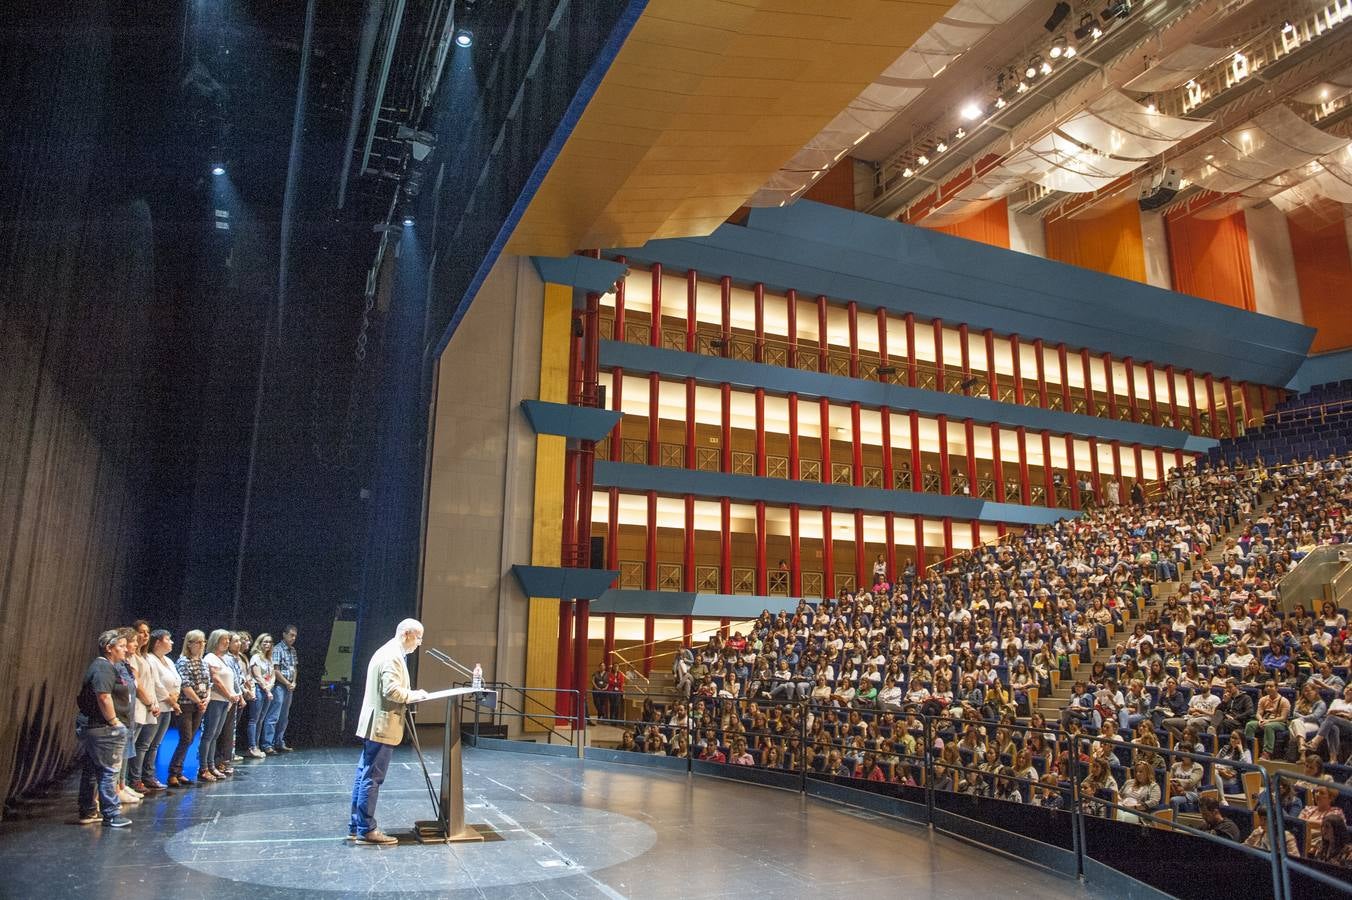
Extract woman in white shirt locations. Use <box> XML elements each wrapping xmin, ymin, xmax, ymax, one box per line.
<box><xmin>247</xmin><ymin>634</ymin><xmax>277</xmax><ymax>758</ymax></box>
<box><xmin>198</xmin><ymin>629</ymin><xmax>242</xmax><ymax>781</ymax></box>
<box><xmin>132</xmin><ymin>630</ymin><xmax>181</xmax><ymax>792</ymax></box>
<box><xmin>126</xmin><ymin>621</ymin><xmax>161</xmax><ymax>796</ymax></box>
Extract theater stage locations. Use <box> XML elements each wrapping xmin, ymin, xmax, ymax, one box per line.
<box><xmin>0</xmin><ymin>744</ymin><xmax>1111</xmax><ymax>898</ymax></box>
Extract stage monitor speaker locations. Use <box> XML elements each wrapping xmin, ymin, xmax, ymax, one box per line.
<box><xmin>590</xmin><ymin>536</ymin><xmax>605</xmax><ymax>570</ymax></box>
<box><xmin>1138</xmin><ymin>167</ymin><xmax>1180</xmax><ymax>211</ymax></box>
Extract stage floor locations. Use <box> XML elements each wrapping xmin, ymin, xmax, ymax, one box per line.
<box><xmin>0</xmin><ymin>744</ymin><xmax>1112</xmax><ymax>899</ymax></box>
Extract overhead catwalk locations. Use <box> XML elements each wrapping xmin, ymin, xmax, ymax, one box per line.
<box><xmin>0</xmin><ymin>744</ymin><xmax>1109</xmax><ymax>899</ymax></box>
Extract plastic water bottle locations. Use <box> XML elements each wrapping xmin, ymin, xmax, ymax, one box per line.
<box><xmin>472</xmin><ymin>663</ymin><xmax>483</xmax><ymax>691</ymax></box>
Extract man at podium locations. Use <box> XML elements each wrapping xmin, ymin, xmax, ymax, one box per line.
<box><xmin>349</xmin><ymin>618</ymin><xmax>429</xmax><ymax>845</ymax></box>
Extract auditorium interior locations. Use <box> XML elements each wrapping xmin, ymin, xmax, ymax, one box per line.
<box><xmin>5</xmin><ymin>0</ymin><xmax>1352</xmax><ymax>897</ymax></box>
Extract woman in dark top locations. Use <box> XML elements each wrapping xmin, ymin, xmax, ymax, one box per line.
<box><xmin>75</xmin><ymin>629</ymin><xmax>133</xmax><ymax>827</ymax></box>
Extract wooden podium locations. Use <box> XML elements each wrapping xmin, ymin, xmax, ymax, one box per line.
<box><xmin>408</xmin><ymin>685</ymin><xmax>498</xmax><ymax>842</ymax></box>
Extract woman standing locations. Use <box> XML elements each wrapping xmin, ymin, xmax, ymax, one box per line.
<box><xmin>134</xmin><ymin>630</ymin><xmax>179</xmax><ymax>792</ymax></box>
<box><xmin>218</xmin><ymin>632</ymin><xmax>252</xmax><ymax>767</ymax></box>
<box><xmin>199</xmin><ymin>629</ymin><xmax>241</xmax><ymax>781</ymax></box>
<box><xmin>169</xmin><ymin>630</ymin><xmax>209</xmax><ymax>785</ymax></box>
<box><xmin>247</xmin><ymin>634</ymin><xmax>277</xmax><ymax>758</ymax></box>
<box><xmin>125</xmin><ymin>621</ymin><xmax>159</xmax><ymax>797</ymax></box>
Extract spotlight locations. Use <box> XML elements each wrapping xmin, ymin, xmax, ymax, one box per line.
<box><xmin>954</xmin><ymin>128</ymin><xmax>966</xmax><ymax>139</ymax></box>
<box><xmin>1050</xmin><ymin>34</ymin><xmax>1067</xmax><ymax>58</ymax></box>
<box><xmin>1017</xmin><ymin>80</ymin><xmax>1029</xmax><ymax>93</ymax></box>
<box><xmin>1073</xmin><ymin>12</ymin><xmax>1096</xmax><ymax>40</ymax></box>
<box><xmin>1092</xmin><ymin>24</ymin><xmax>1103</xmax><ymax>38</ymax></box>
<box><xmin>1145</xmin><ymin>99</ymin><xmax>1157</xmax><ymax>113</ymax></box>
<box><xmin>1044</xmin><ymin>1</ymin><xmax>1071</xmax><ymax>32</ymax></box>
<box><xmin>211</xmin><ymin>164</ymin><xmax>226</xmax><ymax>176</ymax></box>
<box><xmin>1040</xmin><ymin>59</ymin><xmax>1053</xmax><ymax>75</ymax></box>
<box><xmin>961</xmin><ymin>102</ymin><xmax>983</xmax><ymax>120</ymax></box>
<box><xmin>995</xmin><ymin>96</ymin><xmax>1007</xmax><ymax>109</ymax></box>
<box><xmin>454</xmin><ymin>29</ymin><xmax>473</xmax><ymax>48</ymax></box>
<box><xmin>1064</xmin><ymin>44</ymin><xmax>1077</xmax><ymax>58</ymax></box>
<box><xmin>917</xmin><ymin>154</ymin><xmax>929</xmax><ymax>166</ymax></box>
<box><xmin>1281</xmin><ymin>21</ymin><xmax>1294</xmax><ymax>34</ymax></box>
<box><xmin>1102</xmin><ymin>0</ymin><xmax>1131</xmax><ymax>21</ymax></box>
<box><xmin>1026</xmin><ymin>57</ymin><xmax>1040</xmax><ymax>79</ymax></box>
<box><xmin>402</xmin><ymin>216</ymin><xmax>415</xmax><ymax>227</ymax></box>
<box><xmin>936</xmin><ymin>141</ymin><xmax>948</xmax><ymax>153</ymax></box>
<box><xmin>903</xmin><ymin>167</ymin><xmax>915</xmax><ymax>178</ymax></box>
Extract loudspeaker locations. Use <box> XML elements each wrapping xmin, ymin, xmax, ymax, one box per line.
<box><xmin>590</xmin><ymin>536</ymin><xmax>605</xmax><ymax>570</ymax></box>
<box><xmin>1138</xmin><ymin>167</ymin><xmax>1181</xmax><ymax>211</ymax></box>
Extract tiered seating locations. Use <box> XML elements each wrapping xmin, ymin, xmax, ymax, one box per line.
<box><xmin>1209</xmin><ymin>381</ymin><xmax>1352</xmax><ymax>466</ymax></box>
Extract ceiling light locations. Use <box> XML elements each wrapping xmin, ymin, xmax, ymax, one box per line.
<box><xmin>1026</xmin><ymin>57</ymin><xmax>1040</xmax><ymax>79</ymax></box>
<box><xmin>903</xmin><ymin>167</ymin><xmax>914</xmax><ymax>178</ymax></box>
<box><xmin>1064</xmin><ymin>44</ymin><xmax>1076</xmax><ymax>58</ymax></box>
<box><xmin>1044</xmin><ymin>1</ymin><xmax>1071</xmax><ymax>32</ymax></box>
<box><xmin>1145</xmin><ymin>100</ymin><xmax>1157</xmax><ymax>113</ymax></box>
<box><xmin>454</xmin><ymin>29</ymin><xmax>473</xmax><ymax>48</ymax></box>
<box><xmin>1091</xmin><ymin>25</ymin><xmax>1103</xmax><ymax>38</ymax></box>
<box><xmin>403</xmin><ymin>216</ymin><xmax>415</xmax><ymax>227</ymax></box>
<box><xmin>1233</xmin><ymin>51</ymin><xmax>1246</xmax><ymax>63</ymax></box>
<box><xmin>1050</xmin><ymin>34</ymin><xmax>1067</xmax><ymax>58</ymax></box>
<box><xmin>961</xmin><ymin>102</ymin><xmax>983</xmax><ymax>120</ymax></box>
<box><xmin>1040</xmin><ymin>59</ymin><xmax>1053</xmax><ymax>75</ymax></box>
<box><xmin>1017</xmin><ymin>81</ymin><xmax>1029</xmax><ymax>93</ymax></box>
<box><xmin>1321</xmin><ymin>87</ymin><xmax>1330</xmax><ymax>100</ymax></box>
<box><xmin>1102</xmin><ymin>0</ymin><xmax>1131</xmax><ymax>21</ymax></box>
<box><xmin>211</xmin><ymin>164</ymin><xmax>225</xmax><ymax>176</ymax></box>
<box><xmin>1073</xmin><ymin>13</ymin><xmax>1096</xmax><ymax>40</ymax></box>
<box><xmin>954</xmin><ymin>128</ymin><xmax>966</xmax><ymax>139</ymax></box>
<box><xmin>936</xmin><ymin>141</ymin><xmax>947</xmax><ymax>153</ymax></box>
<box><xmin>994</xmin><ymin>96</ymin><xmax>1007</xmax><ymax>109</ymax></box>
<box><xmin>1281</xmin><ymin>21</ymin><xmax>1295</xmax><ymax>34</ymax></box>
<box><xmin>917</xmin><ymin>155</ymin><xmax>929</xmax><ymax>166</ymax></box>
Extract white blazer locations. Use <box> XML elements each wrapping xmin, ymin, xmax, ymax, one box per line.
<box><xmin>356</xmin><ymin>637</ymin><xmax>416</xmax><ymax>745</ymax></box>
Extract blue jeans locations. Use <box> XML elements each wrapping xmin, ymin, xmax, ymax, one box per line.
<box><xmin>247</xmin><ymin>692</ymin><xmax>274</xmax><ymax>749</ymax></box>
<box><xmin>77</xmin><ymin>724</ymin><xmax>126</xmax><ymax>820</ymax></box>
<box><xmin>263</xmin><ymin>684</ymin><xmax>291</xmax><ymax>749</ymax></box>
<box><xmin>199</xmin><ymin>700</ymin><xmax>229</xmax><ymax>771</ymax></box>
<box><xmin>136</xmin><ymin>712</ymin><xmax>172</xmax><ymax>784</ymax></box>
<box><xmin>349</xmin><ymin>739</ymin><xmax>395</xmax><ymax>836</ymax></box>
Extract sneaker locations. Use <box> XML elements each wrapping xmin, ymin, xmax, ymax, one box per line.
<box><xmin>279</xmin><ymin>745</ymin><xmax>295</xmax><ymax>753</ymax></box>
<box><xmin>117</xmin><ymin>789</ymin><xmax>141</xmax><ymax>806</ymax></box>
<box><xmin>76</xmin><ymin>812</ymin><xmax>101</xmax><ymax>825</ymax></box>
<box><xmin>124</xmin><ymin>785</ymin><xmax>144</xmax><ymax>799</ymax></box>
<box><xmin>231</xmin><ymin>755</ymin><xmax>244</xmax><ymax>763</ymax></box>
<box><xmin>248</xmin><ymin>748</ymin><xmax>266</xmax><ymax>759</ymax></box>
<box><xmin>357</xmin><ymin>829</ymin><xmax>398</xmax><ymax>845</ymax></box>
<box><xmin>104</xmin><ymin>816</ymin><xmax>133</xmax><ymax>828</ymax></box>
<box><xmin>264</xmin><ymin>748</ymin><xmax>278</xmax><ymax>756</ymax></box>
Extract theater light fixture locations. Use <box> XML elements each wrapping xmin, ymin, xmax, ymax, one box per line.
<box><xmin>1040</xmin><ymin>58</ymin><xmax>1053</xmax><ymax>75</ymax></box>
<box><xmin>936</xmin><ymin>141</ymin><xmax>947</xmax><ymax>153</ymax></box>
<box><xmin>1044</xmin><ymin>1</ymin><xmax>1071</xmax><ymax>32</ymax></box>
<box><xmin>1073</xmin><ymin>12</ymin><xmax>1095</xmax><ymax>40</ymax></box>
<box><xmin>403</xmin><ymin>216</ymin><xmax>415</xmax><ymax>227</ymax></box>
<box><xmin>1017</xmin><ymin>80</ymin><xmax>1029</xmax><ymax>93</ymax></box>
<box><xmin>903</xmin><ymin>167</ymin><xmax>914</xmax><ymax>178</ymax></box>
<box><xmin>1026</xmin><ymin>57</ymin><xmax>1040</xmax><ymax>79</ymax></box>
<box><xmin>1050</xmin><ymin>34</ymin><xmax>1067</xmax><ymax>58</ymax></box>
<box><xmin>1281</xmin><ymin>21</ymin><xmax>1294</xmax><ymax>34</ymax></box>
<box><xmin>917</xmin><ymin>154</ymin><xmax>929</xmax><ymax>166</ymax></box>
<box><xmin>995</xmin><ymin>96</ymin><xmax>1007</xmax><ymax>108</ymax></box>
<box><xmin>1102</xmin><ymin>0</ymin><xmax>1130</xmax><ymax>21</ymax></box>
<box><xmin>454</xmin><ymin>29</ymin><xmax>473</xmax><ymax>47</ymax></box>
<box><xmin>211</xmin><ymin>164</ymin><xmax>226</xmax><ymax>176</ymax></box>
<box><xmin>1064</xmin><ymin>44</ymin><xmax>1077</xmax><ymax>58</ymax></box>
<box><xmin>961</xmin><ymin>102</ymin><xmax>983</xmax><ymax>120</ymax></box>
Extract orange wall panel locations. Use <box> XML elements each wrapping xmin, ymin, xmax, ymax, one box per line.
<box><xmin>1165</xmin><ymin>209</ymin><xmax>1256</xmax><ymax>311</ymax></box>
<box><xmin>1045</xmin><ymin>201</ymin><xmax>1146</xmax><ymax>284</ymax></box>
<box><xmin>1288</xmin><ymin>214</ymin><xmax>1352</xmax><ymax>353</ymax></box>
<box><xmin>923</xmin><ymin>198</ymin><xmax>1010</xmax><ymax>249</ymax></box>
<box><xmin>803</xmin><ymin>161</ymin><xmax>856</xmax><ymax>211</ymax></box>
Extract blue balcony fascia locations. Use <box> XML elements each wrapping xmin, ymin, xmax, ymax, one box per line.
<box><xmin>530</xmin><ymin>255</ymin><xmax>629</xmax><ymax>293</ymax></box>
<box><xmin>599</xmin><ymin>340</ymin><xmax>1219</xmax><ymax>454</ymax></box>
<box><xmin>594</xmin><ymin>461</ymin><xmax>1074</xmax><ymax>526</ymax></box>
<box><xmin>511</xmin><ymin>565</ymin><xmax>619</xmax><ymax>600</ymax></box>
<box><xmin>520</xmin><ymin>399</ymin><xmax>621</xmax><ymax>441</ymax></box>
<box><xmin>591</xmin><ymin>590</ymin><xmax>804</xmax><ymax>618</ymax></box>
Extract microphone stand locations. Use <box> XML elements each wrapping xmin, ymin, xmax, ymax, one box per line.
<box><xmin>410</xmin><ymin>648</ymin><xmax>494</xmax><ymax>842</ymax></box>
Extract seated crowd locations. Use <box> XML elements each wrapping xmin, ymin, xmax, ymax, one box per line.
<box><xmin>73</xmin><ymin>621</ymin><xmax>299</xmax><ymax>827</ymax></box>
<box><xmin>603</xmin><ymin>453</ymin><xmax>1352</xmax><ymax>867</ymax></box>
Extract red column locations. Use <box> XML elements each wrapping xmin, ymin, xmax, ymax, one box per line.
<box><xmin>720</xmin><ymin>498</ymin><xmax>732</xmax><ymax>593</ymax></box>
<box><xmin>820</xmin><ymin>397</ymin><xmax>833</xmax><ymax>483</ymax></box>
<box><xmin>555</xmin><ymin>602</ymin><xmax>572</xmax><ymax>713</ymax></box>
<box><xmin>685</xmin><ymin>378</ymin><xmax>696</xmax><ymax>468</ymax></box>
<box><xmin>909</xmin><ymin>411</ymin><xmax>922</xmax><ymax>490</ymax></box>
<box><xmin>884</xmin><ymin>513</ymin><xmax>897</xmax><ymax>583</ymax></box>
<box><xmin>1258</xmin><ymin>384</ymin><xmax>1270</xmax><ymax>426</ymax></box>
<box><xmin>1103</xmin><ymin>353</ymin><xmax>1118</xmax><ymax>420</ymax></box>
<box><xmin>881</xmin><ymin>408</ymin><xmax>894</xmax><ymax>489</ymax></box>
<box><xmin>991</xmin><ymin>423</ymin><xmax>1006</xmax><ymax>502</ymax></box>
<box><xmin>1057</xmin><ymin>344</ymin><xmax>1071</xmax><ymax>411</ymax></box>
<box><xmin>854</xmin><ymin>509</ymin><xmax>866</xmax><ymax>589</ymax></box>
<box><xmin>647</xmin><ymin>373</ymin><xmax>660</xmax><ymax>464</ymax></box>
<box><xmin>1155</xmin><ymin>447</ymin><xmax>1166</xmax><ymax>487</ymax></box>
<box><xmin>964</xmin><ymin>419</ymin><xmax>978</xmax><ymax>490</ymax></box>
<box><xmin>1081</xmin><ymin>349</ymin><xmax>1094</xmax><ymax>415</ymax></box>
<box><xmin>877</xmin><ymin>308</ymin><xmax>890</xmax><ymax>371</ymax></box>
<box><xmin>643</xmin><ymin>616</ymin><xmax>654</xmax><ymax>676</ymax></box>
<box><xmin>685</xmin><ymin>268</ymin><xmax>697</xmax><ymax>352</ymax></box>
<box><xmin>914</xmin><ymin>514</ymin><xmax>927</xmax><ymax>576</ymax></box>
<box><xmin>1010</xmin><ymin>334</ymin><xmax>1024</xmax><ymax>404</ymax></box>
<box><xmin>1041</xmin><ymin>430</ymin><xmax>1055</xmax><ymax>507</ymax></box>
<box><xmin>1133</xmin><ymin>444</ymin><xmax>1145</xmax><ymax>494</ymax></box>
<box><xmin>562</xmin><ymin>448</ymin><xmax>580</xmax><ymax>564</ymax></box>
<box><xmin>1066</xmin><ymin>436</ymin><xmax>1080</xmax><ymax>509</ymax></box>
<box><xmin>645</xmin><ymin>490</ymin><xmax>658</xmax><ymax>589</ymax></box>
<box><xmin>720</xmin><ymin>275</ymin><xmax>732</xmax><ymax>355</ymax></box>
<box><xmin>1166</xmin><ymin>365</ymin><xmax>1181</xmax><ymax>429</ymax></box>
<box><xmin>613</xmin><ymin>260</ymin><xmax>627</xmax><ymax>340</ymax></box>
<box><xmin>788</xmin><ymin>394</ymin><xmax>800</xmax><ymax>480</ymax></box>
<box><xmin>754</xmin><ymin>388</ymin><xmax>767</xmax><ymax>477</ymax></box>
<box><xmin>608</xmin><ymin>370</ymin><xmax>624</xmax><ymax>461</ymax></box>
<box><xmin>1205</xmin><ymin>374</ymin><xmax>1219</xmax><ymax>438</ymax></box>
<box><xmin>906</xmin><ymin>313</ymin><xmax>918</xmax><ymax>387</ymax></box>
<box><xmin>851</xmin><ymin>402</ymin><xmax>863</xmax><ymax>486</ymax></box>
<box><xmin>1088</xmin><ymin>437</ymin><xmax>1102</xmax><ymax>498</ymax></box>
<box><xmin>942</xmin><ymin>517</ymin><xmax>954</xmax><ymax>563</ymax></box>
<box><xmin>938</xmin><ymin>415</ymin><xmax>951</xmax><ymax>494</ymax></box>
<box><xmin>649</xmin><ymin>264</ymin><xmax>662</xmax><ymax>347</ymax></box>
<box><xmin>1222</xmin><ymin>377</ymin><xmax>1237</xmax><ymax>436</ymax></box>
<box><xmin>755</xmin><ymin>501</ymin><xmax>768</xmax><ymax>594</ymax></box>
<box><xmin>933</xmin><ymin>318</ymin><xmax>946</xmax><ymax>392</ymax></box>
<box><xmin>1034</xmin><ymin>338</ymin><xmax>1049</xmax><ymax>408</ymax></box>
<box><xmin>959</xmin><ymin>323</ymin><xmax>972</xmax><ymax>394</ymax></box>
<box><xmin>720</xmin><ymin>383</ymin><xmax>732</xmax><ymax>472</ymax></box>
<box><xmin>817</xmin><ymin>297</ymin><xmax>829</xmax><ymax>371</ymax></box>
<box><xmin>604</xmin><ymin>614</ymin><xmax>616</xmax><ymax>661</ymax></box>
<box><xmin>847</xmin><ymin>301</ymin><xmax>860</xmax><ymax>378</ymax></box>
<box><xmin>685</xmin><ymin>618</ymin><xmax>694</xmax><ymax>648</ymax></box>
<box><xmin>822</xmin><ymin>507</ymin><xmax>835</xmax><ymax>596</ymax></box>
<box><xmin>1124</xmin><ymin>356</ymin><xmax>1140</xmax><ymax>421</ymax></box>
<box><xmin>1145</xmin><ymin>362</ymin><xmax>1160</xmax><ymax>426</ymax></box>
<box><xmin>1111</xmin><ymin>441</ymin><xmax>1124</xmax><ymax>483</ymax></box>
<box><xmin>1016</xmin><ymin>426</ymin><xmax>1031</xmax><ymax>504</ymax></box>
<box><xmin>786</xmin><ymin>288</ymin><xmax>798</xmax><ymax>368</ymax></box>
<box><xmin>684</xmin><ymin>495</ymin><xmax>695</xmax><ymax>590</ymax></box>
<box><xmin>1186</xmin><ymin>371</ymin><xmax>1201</xmax><ymax>434</ymax></box>
<box><xmin>754</xmin><ymin>282</ymin><xmax>765</xmax><ymax>363</ymax></box>
<box><xmin>572</xmin><ymin>599</ymin><xmax>589</xmax><ymax>728</ymax></box>
<box><xmin>789</xmin><ymin>504</ymin><xmax>802</xmax><ymax>596</ymax></box>
<box><xmin>606</xmin><ymin>489</ymin><xmax>619</xmax><ymax>568</ymax></box>
<box><xmin>985</xmin><ymin>329</ymin><xmax>999</xmax><ymax>401</ymax></box>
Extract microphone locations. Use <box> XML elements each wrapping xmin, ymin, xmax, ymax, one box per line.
<box><xmin>424</xmin><ymin>646</ymin><xmax>476</xmax><ymax>680</ymax></box>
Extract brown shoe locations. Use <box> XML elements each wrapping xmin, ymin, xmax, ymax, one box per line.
<box><xmin>198</xmin><ymin>770</ymin><xmax>217</xmax><ymax>782</ymax></box>
<box><xmin>357</xmin><ymin>829</ymin><xmax>398</xmax><ymax>845</ymax></box>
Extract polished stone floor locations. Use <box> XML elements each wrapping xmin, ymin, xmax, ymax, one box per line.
<box><xmin>0</xmin><ymin>743</ymin><xmax>1112</xmax><ymax>899</ymax></box>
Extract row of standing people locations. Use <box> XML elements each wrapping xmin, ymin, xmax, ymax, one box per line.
<box><xmin>75</xmin><ymin>621</ymin><xmax>299</xmax><ymax>827</ymax></box>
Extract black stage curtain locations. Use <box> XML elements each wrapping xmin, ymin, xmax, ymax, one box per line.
<box><xmin>0</xmin><ymin>3</ymin><xmax>162</xmax><ymax>806</ymax></box>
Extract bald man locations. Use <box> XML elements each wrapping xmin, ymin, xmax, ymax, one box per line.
<box><xmin>349</xmin><ymin>619</ymin><xmax>428</xmax><ymax>844</ymax></box>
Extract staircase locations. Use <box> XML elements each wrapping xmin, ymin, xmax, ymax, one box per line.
<box><xmin>1032</xmin><ymin>492</ymin><xmax>1273</xmax><ymax>724</ymax></box>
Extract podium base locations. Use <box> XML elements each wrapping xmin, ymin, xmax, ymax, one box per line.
<box><xmin>412</xmin><ymin>820</ymin><xmax>500</xmax><ymax>843</ymax></box>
